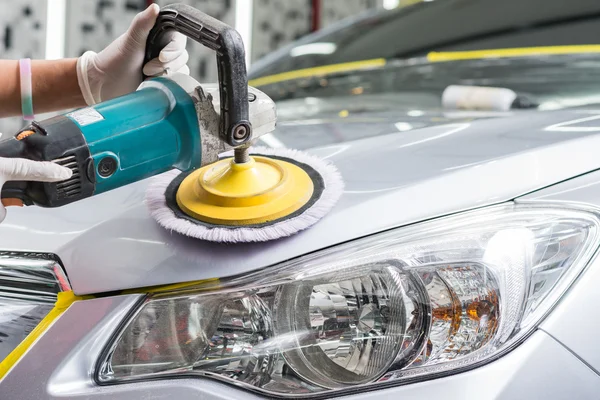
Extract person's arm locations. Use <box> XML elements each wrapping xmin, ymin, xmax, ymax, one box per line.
<box><xmin>0</xmin><ymin>4</ymin><xmax>189</xmax><ymax>120</ymax></box>
<box><xmin>0</xmin><ymin>3</ymin><xmax>189</xmax><ymax>222</ymax></box>
<box><xmin>0</xmin><ymin>59</ymin><xmax>85</xmax><ymax>118</ymax></box>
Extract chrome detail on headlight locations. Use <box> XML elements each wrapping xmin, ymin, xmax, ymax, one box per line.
<box><xmin>0</xmin><ymin>252</ymin><xmax>70</xmax><ymax>360</ymax></box>
<box><xmin>97</xmin><ymin>204</ymin><xmax>600</xmax><ymax>396</ymax></box>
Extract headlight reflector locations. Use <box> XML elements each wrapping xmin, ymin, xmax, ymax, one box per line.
<box><xmin>98</xmin><ymin>204</ymin><xmax>600</xmax><ymax>396</ymax></box>
<box><xmin>276</xmin><ymin>266</ymin><xmax>427</xmax><ymax>388</ymax></box>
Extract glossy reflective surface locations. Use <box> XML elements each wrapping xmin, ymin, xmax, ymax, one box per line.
<box><xmin>4</xmin><ymin>109</ymin><xmax>600</xmax><ymax>294</ymax></box>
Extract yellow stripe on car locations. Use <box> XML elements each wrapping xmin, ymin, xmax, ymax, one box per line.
<box><xmin>0</xmin><ymin>291</ymin><xmax>91</xmax><ymax>380</ymax></box>
<box><xmin>249</xmin><ymin>46</ymin><xmax>600</xmax><ymax>88</ymax></box>
<box><xmin>248</xmin><ymin>58</ymin><xmax>386</xmax><ymax>87</ymax></box>
<box><xmin>427</xmin><ymin>45</ymin><xmax>600</xmax><ymax>62</ymax></box>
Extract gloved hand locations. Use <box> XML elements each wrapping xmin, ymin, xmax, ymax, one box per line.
<box><xmin>77</xmin><ymin>3</ymin><xmax>190</xmax><ymax>105</ymax></box>
<box><xmin>0</xmin><ymin>157</ymin><xmax>73</xmax><ymax>223</ymax></box>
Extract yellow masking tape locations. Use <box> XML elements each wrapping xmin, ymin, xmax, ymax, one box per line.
<box><xmin>0</xmin><ymin>291</ymin><xmax>90</xmax><ymax>379</ymax></box>
<box><xmin>427</xmin><ymin>45</ymin><xmax>600</xmax><ymax>62</ymax></box>
<box><xmin>248</xmin><ymin>58</ymin><xmax>386</xmax><ymax>87</ymax></box>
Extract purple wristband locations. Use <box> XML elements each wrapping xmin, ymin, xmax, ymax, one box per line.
<box><xmin>19</xmin><ymin>58</ymin><xmax>34</xmax><ymax>121</ymax></box>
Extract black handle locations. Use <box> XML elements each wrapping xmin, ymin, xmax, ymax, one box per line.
<box><xmin>0</xmin><ymin>118</ymin><xmax>93</xmax><ymax>208</ymax></box>
<box><xmin>144</xmin><ymin>3</ymin><xmax>252</xmax><ymax>147</ymax></box>
<box><xmin>0</xmin><ymin>136</ymin><xmax>33</xmax><ymax>206</ymax></box>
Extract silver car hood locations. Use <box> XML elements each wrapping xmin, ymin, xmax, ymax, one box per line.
<box><xmin>2</xmin><ymin>109</ymin><xmax>600</xmax><ymax>295</ymax></box>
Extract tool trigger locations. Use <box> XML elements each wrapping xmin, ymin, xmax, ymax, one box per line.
<box><xmin>1</xmin><ymin>198</ymin><xmax>24</xmax><ymax>207</ymax></box>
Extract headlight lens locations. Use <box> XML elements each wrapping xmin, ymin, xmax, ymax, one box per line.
<box><xmin>98</xmin><ymin>204</ymin><xmax>600</xmax><ymax>396</ymax></box>
<box><xmin>0</xmin><ymin>253</ymin><xmax>70</xmax><ymax>360</ymax></box>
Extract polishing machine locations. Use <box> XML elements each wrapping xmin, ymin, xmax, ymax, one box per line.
<box><xmin>0</xmin><ymin>4</ymin><xmax>275</xmax><ymax>209</ymax></box>
<box><xmin>0</xmin><ymin>4</ymin><xmax>342</xmax><ymax>241</ymax></box>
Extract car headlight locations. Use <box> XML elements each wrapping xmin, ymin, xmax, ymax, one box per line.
<box><xmin>97</xmin><ymin>204</ymin><xmax>600</xmax><ymax>396</ymax></box>
<box><xmin>0</xmin><ymin>252</ymin><xmax>70</xmax><ymax>361</ymax></box>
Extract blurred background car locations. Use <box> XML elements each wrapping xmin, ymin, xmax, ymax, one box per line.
<box><xmin>250</xmin><ymin>0</ymin><xmax>600</xmax><ymax>82</ymax></box>
<box><xmin>243</xmin><ymin>0</ymin><xmax>600</xmax><ymax>149</ymax></box>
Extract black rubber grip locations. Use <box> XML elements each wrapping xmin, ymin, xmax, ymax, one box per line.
<box><xmin>0</xmin><ymin>135</ymin><xmax>31</xmax><ymax>205</ymax></box>
<box><xmin>144</xmin><ymin>3</ymin><xmax>252</xmax><ymax>147</ymax></box>
<box><xmin>0</xmin><ymin>117</ymin><xmax>93</xmax><ymax>208</ymax></box>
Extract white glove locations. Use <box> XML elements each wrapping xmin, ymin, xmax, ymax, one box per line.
<box><xmin>77</xmin><ymin>3</ymin><xmax>190</xmax><ymax>105</ymax></box>
<box><xmin>0</xmin><ymin>157</ymin><xmax>73</xmax><ymax>223</ymax></box>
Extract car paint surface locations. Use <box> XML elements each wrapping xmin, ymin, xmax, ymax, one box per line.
<box><xmin>4</xmin><ymin>172</ymin><xmax>600</xmax><ymax>398</ymax></box>
<box><xmin>2</xmin><ymin>109</ymin><xmax>600</xmax><ymax>294</ymax></box>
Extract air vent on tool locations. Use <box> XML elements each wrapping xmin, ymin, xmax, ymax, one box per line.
<box><xmin>53</xmin><ymin>155</ymin><xmax>82</xmax><ymax>199</ymax></box>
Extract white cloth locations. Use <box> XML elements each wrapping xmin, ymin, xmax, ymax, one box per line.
<box><xmin>0</xmin><ymin>157</ymin><xmax>72</xmax><ymax>222</ymax></box>
<box><xmin>77</xmin><ymin>4</ymin><xmax>190</xmax><ymax>105</ymax></box>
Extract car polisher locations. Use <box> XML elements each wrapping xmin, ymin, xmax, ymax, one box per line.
<box><xmin>0</xmin><ymin>4</ymin><xmax>343</xmax><ymax>243</ymax></box>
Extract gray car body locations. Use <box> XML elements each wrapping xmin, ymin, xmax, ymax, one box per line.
<box><xmin>2</xmin><ymin>105</ymin><xmax>600</xmax><ymax>398</ymax></box>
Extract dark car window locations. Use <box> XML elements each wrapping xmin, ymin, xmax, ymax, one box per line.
<box><xmin>249</xmin><ymin>0</ymin><xmax>600</xmax><ymax>80</ymax></box>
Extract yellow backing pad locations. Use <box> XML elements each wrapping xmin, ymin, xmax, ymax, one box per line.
<box><xmin>176</xmin><ymin>156</ymin><xmax>315</xmax><ymax>226</ymax></box>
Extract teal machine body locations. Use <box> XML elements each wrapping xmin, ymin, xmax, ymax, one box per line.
<box><xmin>0</xmin><ymin>3</ymin><xmax>252</xmax><ymax>208</ymax></box>
<box><xmin>0</xmin><ymin>77</ymin><xmax>202</xmax><ymax>207</ymax></box>
<box><xmin>75</xmin><ymin>77</ymin><xmax>201</xmax><ymax>194</ymax></box>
